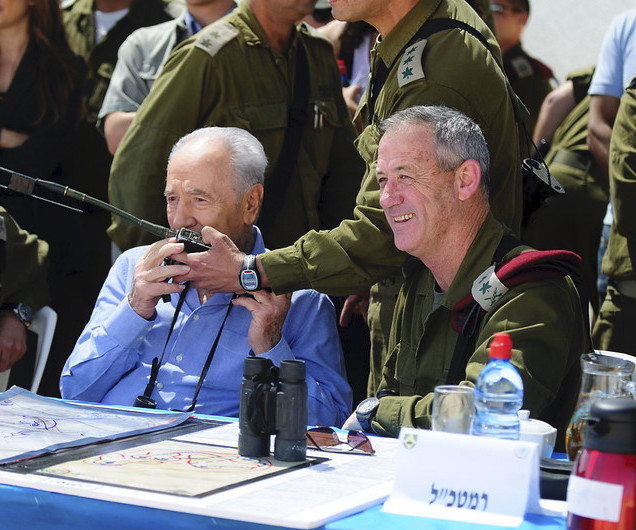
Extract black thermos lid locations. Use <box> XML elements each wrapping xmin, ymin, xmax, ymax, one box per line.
<box><xmin>584</xmin><ymin>398</ymin><xmax>636</xmax><ymax>454</ymax></box>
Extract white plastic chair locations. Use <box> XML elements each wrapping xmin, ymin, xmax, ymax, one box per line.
<box><xmin>0</xmin><ymin>306</ymin><xmax>58</xmax><ymax>393</ymax></box>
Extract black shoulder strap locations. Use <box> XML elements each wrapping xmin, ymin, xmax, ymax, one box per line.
<box><xmin>258</xmin><ymin>38</ymin><xmax>310</xmax><ymax>230</ymax></box>
<box><xmin>368</xmin><ymin>18</ymin><xmax>529</xmax><ymax>126</ymax></box>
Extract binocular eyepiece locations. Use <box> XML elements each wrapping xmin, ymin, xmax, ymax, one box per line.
<box><xmin>238</xmin><ymin>357</ymin><xmax>308</xmax><ymax>462</ymax></box>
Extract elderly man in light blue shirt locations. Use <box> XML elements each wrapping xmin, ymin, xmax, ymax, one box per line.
<box><xmin>61</xmin><ymin>127</ymin><xmax>352</xmax><ymax>426</ymax></box>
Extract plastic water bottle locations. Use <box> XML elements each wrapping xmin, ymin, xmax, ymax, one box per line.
<box><xmin>472</xmin><ymin>332</ymin><xmax>524</xmax><ymax>440</ymax></box>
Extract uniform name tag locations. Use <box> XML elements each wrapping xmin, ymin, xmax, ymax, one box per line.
<box><xmin>397</xmin><ymin>39</ymin><xmax>426</xmax><ymax>88</ymax></box>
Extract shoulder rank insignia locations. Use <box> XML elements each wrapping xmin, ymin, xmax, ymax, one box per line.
<box><xmin>195</xmin><ymin>21</ymin><xmax>239</xmax><ymax>57</ymax></box>
<box><xmin>397</xmin><ymin>39</ymin><xmax>427</xmax><ymax>88</ymax></box>
<box><xmin>510</xmin><ymin>56</ymin><xmax>533</xmax><ymax>80</ymax></box>
<box><xmin>0</xmin><ymin>215</ymin><xmax>6</xmax><ymax>242</ymax></box>
<box><xmin>471</xmin><ymin>265</ymin><xmax>509</xmax><ymax>312</ymax></box>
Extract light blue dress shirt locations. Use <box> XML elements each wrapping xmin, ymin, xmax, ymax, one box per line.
<box><xmin>60</xmin><ymin>227</ymin><xmax>352</xmax><ymax>426</ymax></box>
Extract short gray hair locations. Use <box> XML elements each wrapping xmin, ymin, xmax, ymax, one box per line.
<box><xmin>168</xmin><ymin>127</ymin><xmax>267</xmax><ymax>199</ymax></box>
<box><xmin>378</xmin><ymin>105</ymin><xmax>490</xmax><ymax>196</ymax></box>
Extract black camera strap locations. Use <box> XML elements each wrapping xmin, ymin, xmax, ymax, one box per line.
<box><xmin>258</xmin><ymin>36</ymin><xmax>309</xmax><ymax>231</ymax></box>
<box><xmin>187</xmin><ymin>294</ymin><xmax>236</xmax><ymax>412</ymax></box>
<box><xmin>137</xmin><ymin>286</ymin><xmax>236</xmax><ymax>411</ymax></box>
<box><xmin>139</xmin><ymin>282</ymin><xmax>191</xmax><ymax>403</ymax></box>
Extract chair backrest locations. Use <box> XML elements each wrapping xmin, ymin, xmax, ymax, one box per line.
<box><xmin>29</xmin><ymin>306</ymin><xmax>58</xmax><ymax>393</ymax></box>
<box><xmin>0</xmin><ymin>306</ymin><xmax>58</xmax><ymax>394</ymax></box>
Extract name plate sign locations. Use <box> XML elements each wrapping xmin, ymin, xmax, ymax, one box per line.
<box><xmin>383</xmin><ymin>428</ymin><xmax>542</xmax><ymax>527</ymax></box>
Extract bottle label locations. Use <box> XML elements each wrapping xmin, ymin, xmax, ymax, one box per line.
<box><xmin>567</xmin><ymin>475</ymin><xmax>624</xmax><ymax>523</ymax></box>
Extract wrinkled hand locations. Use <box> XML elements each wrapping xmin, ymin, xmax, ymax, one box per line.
<box><xmin>342</xmin><ymin>411</ymin><xmax>362</xmax><ymax>431</ymax></box>
<box><xmin>232</xmin><ymin>290</ymin><xmax>292</xmax><ymax>354</ymax></box>
<box><xmin>339</xmin><ymin>291</ymin><xmax>370</xmax><ymax>327</ymax></box>
<box><xmin>171</xmin><ymin>226</ymin><xmax>244</xmax><ymax>294</ymax></box>
<box><xmin>128</xmin><ymin>239</ymin><xmax>190</xmax><ymax>319</ymax></box>
<box><xmin>0</xmin><ymin>311</ymin><xmax>28</xmax><ymax>372</ymax></box>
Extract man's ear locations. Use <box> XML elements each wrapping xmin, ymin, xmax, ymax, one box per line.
<box><xmin>455</xmin><ymin>159</ymin><xmax>482</xmax><ymax>201</ymax></box>
<box><xmin>242</xmin><ymin>184</ymin><xmax>264</xmax><ymax>225</ymax></box>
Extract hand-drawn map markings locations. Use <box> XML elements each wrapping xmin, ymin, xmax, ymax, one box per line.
<box><xmin>37</xmin><ymin>440</ymin><xmax>319</xmax><ymax>497</ymax></box>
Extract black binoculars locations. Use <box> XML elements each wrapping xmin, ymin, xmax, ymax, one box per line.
<box><xmin>238</xmin><ymin>357</ymin><xmax>308</xmax><ymax>462</ymax></box>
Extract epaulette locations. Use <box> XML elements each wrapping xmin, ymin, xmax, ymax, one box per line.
<box><xmin>195</xmin><ymin>21</ymin><xmax>239</xmax><ymax>57</ymax></box>
<box><xmin>451</xmin><ymin>249</ymin><xmax>582</xmax><ymax>332</ymax></box>
<box><xmin>506</xmin><ymin>55</ymin><xmax>554</xmax><ymax>81</ymax></box>
<box><xmin>396</xmin><ymin>39</ymin><xmax>427</xmax><ymax>88</ymax></box>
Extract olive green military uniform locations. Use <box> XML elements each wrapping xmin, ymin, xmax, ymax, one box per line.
<box><xmin>523</xmin><ymin>67</ymin><xmax>609</xmax><ymax>314</ymax></box>
<box><xmin>0</xmin><ymin>207</ymin><xmax>50</xmax><ymax>387</ymax></box>
<box><xmin>108</xmin><ymin>1</ymin><xmax>364</xmax><ymax>252</ymax></box>
<box><xmin>464</xmin><ymin>0</ymin><xmax>495</xmax><ymax>32</ymax></box>
<box><xmin>592</xmin><ymin>79</ymin><xmax>636</xmax><ymax>355</ymax></box>
<box><xmin>372</xmin><ymin>213</ymin><xmax>587</xmax><ymax>451</ymax></box>
<box><xmin>503</xmin><ymin>43</ymin><xmax>554</xmax><ymax>134</ymax></box>
<box><xmin>262</xmin><ymin>0</ymin><xmax>523</xmax><ymax>396</ymax></box>
<box><xmin>63</xmin><ymin>0</ymin><xmax>178</xmax><ymax>126</ymax></box>
<box><xmin>0</xmin><ymin>207</ymin><xmax>49</xmax><ymax>310</ymax></box>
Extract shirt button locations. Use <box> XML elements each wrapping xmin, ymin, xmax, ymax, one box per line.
<box><xmin>275</xmin><ymin>57</ymin><xmax>283</xmax><ymax>66</ymax></box>
<box><xmin>193</xmin><ymin>314</ymin><xmax>200</xmax><ymax>321</ymax></box>
<box><xmin>176</xmin><ymin>354</ymin><xmax>183</xmax><ymax>362</ymax></box>
<box><xmin>156</xmin><ymin>382</ymin><xmax>163</xmax><ymax>389</ymax></box>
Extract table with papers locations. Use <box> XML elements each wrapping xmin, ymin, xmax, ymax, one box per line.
<box><xmin>0</xmin><ymin>388</ymin><xmax>569</xmax><ymax>529</ymax></box>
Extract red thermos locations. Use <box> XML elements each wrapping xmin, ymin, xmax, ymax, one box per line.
<box><xmin>567</xmin><ymin>398</ymin><xmax>636</xmax><ymax>529</ymax></box>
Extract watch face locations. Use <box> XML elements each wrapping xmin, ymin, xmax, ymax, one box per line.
<box><xmin>357</xmin><ymin>397</ymin><xmax>379</xmax><ymax>414</ymax></box>
<box><xmin>17</xmin><ymin>304</ymin><xmax>32</xmax><ymax>322</ymax></box>
<box><xmin>241</xmin><ymin>270</ymin><xmax>259</xmax><ymax>291</ymax></box>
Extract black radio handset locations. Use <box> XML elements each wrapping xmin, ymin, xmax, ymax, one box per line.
<box><xmin>0</xmin><ymin>167</ymin><xmax>211</xmax><ymax>253</ymax></box>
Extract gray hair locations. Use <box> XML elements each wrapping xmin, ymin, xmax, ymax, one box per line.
<box><xmin>168</xmin><ymin>127</ymin><xmax>267</xmax><ymax>199</ymax></box>
<box><xmin>378</xmin><ymin>105</ymin><xmax>490</xmax><ymax>196</ymax></box>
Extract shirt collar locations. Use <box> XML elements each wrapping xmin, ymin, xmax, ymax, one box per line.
<box><xmin>233</xmin><ymin>0</ymin><xmax>298</xmax><ymax>51</ymax></box>
<box><xmin>376</xmin><ymin>0</ymin><xmax>441</xmax><ymax>68</ymax></box>
<box><xmin>440</xmin><ymin>212</ymin><xmax>507</xmax><ymax>309</ymax></box>
<box><xmin>184</xmin><ymin>10</ymin><xmax>202</xmax><ymax>35</ymax></box>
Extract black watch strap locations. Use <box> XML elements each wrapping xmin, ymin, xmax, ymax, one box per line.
<box><xmin>239</xmin><ymin>254</ymin><xmax>261</xmax><ymax>291</ymax></box>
